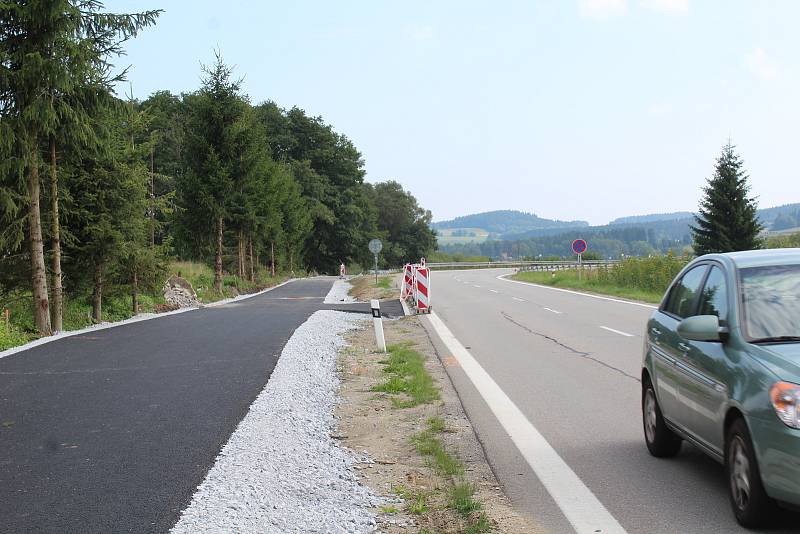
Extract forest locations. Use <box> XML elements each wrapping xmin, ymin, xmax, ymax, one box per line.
<box><xmin>0</xmin><ymin>3</ymin><xmax>436</xmax><ymax>338</ymax></box>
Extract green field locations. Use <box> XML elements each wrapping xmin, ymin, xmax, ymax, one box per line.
<box><xmin>435</xmin><ymin>227</ymin><xmax>491</xmax><ymax>246</ymax></box>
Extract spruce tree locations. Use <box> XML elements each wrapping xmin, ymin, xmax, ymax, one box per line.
<box><xmin>0</xmin><ymin>1</ymin><xmax>159</xmax><ymax>334</ymax></box>
<box><xmin>691</xmin><ymin>142</ymin><xmax>763</xmax><ymax>255</ymax></box>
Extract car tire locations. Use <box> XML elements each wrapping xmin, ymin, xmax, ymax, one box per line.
<box><xmin>725</xmin><ymin>418</ymin><xmax>775</xmax><ymax>528</ymax></box>
<box><xmin>642</xmin><ymin>378</ymin><xmax>682</xmax><ymax>457</ymax></box>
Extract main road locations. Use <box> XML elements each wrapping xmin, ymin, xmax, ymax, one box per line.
<box><xmin>425</xmin><ymin>268</ymin><xmax>797</xmax><ymax>534</ymax></box>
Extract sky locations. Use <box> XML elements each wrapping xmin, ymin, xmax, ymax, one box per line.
<box><xmin>107</xmin><ymin>0</ymin><xmax>800</xmax><ymax>225</ymax></box>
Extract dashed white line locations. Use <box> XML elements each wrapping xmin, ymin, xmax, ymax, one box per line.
<box><xmin>473</xmin><ymin>285</ymin><xmax>482</xmax><ymax>288</ymax></box>
<box><xmin>600</xmin><ymin>326</ymin><xmax>635</xmax><ymax>337</ymax></box>
<box><xmin>426</xmin><ymin>312</ymin><xmax>627</xmax><ymax>534</ymax></box>
<box><xmin>543</xmin><ymin>307</ymin><xmax>563</xmax><ymax>315</ymax></box>
<box><xmin>512</xmin><ymin>297</ymin><xmax>525</xmax><ymax>302</ymax></box>
<box><xmin>489</xmin><ymin>289</ymin><xmax>499</xmax><ymax>293</ymax></box>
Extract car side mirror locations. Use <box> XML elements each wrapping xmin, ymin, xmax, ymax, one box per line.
<box><xmin>677</xmin><ymin>315</ymin><xmax>728</xmax><ymax>342</ymax></box>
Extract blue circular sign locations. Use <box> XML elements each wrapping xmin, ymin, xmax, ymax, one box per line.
<box><xmin>572</xmin><ymin>239</ymin><xmax>587</xmax><ymax>255</ymax></box>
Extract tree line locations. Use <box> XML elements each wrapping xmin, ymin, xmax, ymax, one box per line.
<box><xmin>1</xmin><ymin>2</ymin><xmax>436</xmax><ymax>336</ymax></box>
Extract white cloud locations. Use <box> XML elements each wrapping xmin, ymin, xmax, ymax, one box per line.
<box><xmin>744</xmin><ymin>48</ymin><xmax>779</xmax><ymax>82</ymax></box>
<box><xmin>579</xmin><ymin>0</ymin><xmax>627</xmax><ymax>19</ymax></box>
<box><xmin>641</xmin><ymin>0</ymin><xmax>689</xmax><ymax>16</ymax></box>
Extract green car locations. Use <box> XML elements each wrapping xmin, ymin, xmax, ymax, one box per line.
<box><xmin>642</xmin><ymin>249</ymin><xmax>800</xmax><ymax>527</ymax></box>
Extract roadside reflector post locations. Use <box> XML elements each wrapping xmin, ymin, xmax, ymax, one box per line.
<box><xmin>371</xmin><ymin>299</ymin><xmax>387</xmax><ymax>353</ymax></box>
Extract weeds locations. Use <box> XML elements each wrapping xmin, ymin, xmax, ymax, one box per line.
<box><xmin>372</xmin><ymin>343</ymin><xmax>440</xmax><ymax>407</ymax></box>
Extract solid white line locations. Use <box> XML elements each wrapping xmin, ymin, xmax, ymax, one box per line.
<box><xmin>600</xmin><ymin>326</ymin><xmax>635</xmax><ymax>337</ymax></box>
<box><xmin>426</xmin><ymin>312</ymin><xmax>627</xmax><ymax>534</ymax></box>
<box><xmin>512</xmin><ymin>297</ymin><xmax>526</xmax><ymax>302</ymax></box>
<box><xmin>489</xmin><ymin>289</ymin><xmax>499</xmax><ymax>293</ymax></box>
<box><xmin>543</xmin><ymin>307</ymin><xmax>563</xmax><ymax>315</ymax></box>
<box><xmin>497</xmin><ymin>274</ymin><xmax>657</xmax><ymax>310</ymax></box>
<box><xmin>0</xmin><ymin>279</ymin><xmax>297</xmax><ymax>360</ymax></box>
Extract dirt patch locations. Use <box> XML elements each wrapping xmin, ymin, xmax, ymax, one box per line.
<box><xmin>349</xmin><ymin>274</ymin><xmax>399</xmax><ymax>302</ymax></box>
<box><xmin>336</xmin><ymin>315</ymin><xmax>541</xmax><ymax>533</ymax></box>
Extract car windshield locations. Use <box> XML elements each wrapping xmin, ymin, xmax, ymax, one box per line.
<box><xmin>740</xmin><ymin>264</ymin><xmax>800</xmax><ymax>342</ymax></box>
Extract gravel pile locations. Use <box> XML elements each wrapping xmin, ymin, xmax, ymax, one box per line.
<box><xmin>324</xmin><ymin>278</ymin><xmax>356</xmax><ymax>304</ymax></box>
<box><xmin>171</xmin><ymin>310</ymin><xmax>382</xmax><ymax>534</ymax></box>
<box><xmin>163</xmin><ymin>275</ymin><xmax>199</xmax><ymax>308</ymax></box>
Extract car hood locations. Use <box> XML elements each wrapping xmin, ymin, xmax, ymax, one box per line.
<box><xmin>754</xmin><ymin>343</ymin><xmax>800</xmax><ymax>384</ymax></box>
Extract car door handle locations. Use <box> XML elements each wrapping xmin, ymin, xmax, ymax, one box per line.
<box><xmin>650</xmin><ymin>327</ymin><xmax>662</xmax><ymax>336</ymax></box>
<box><xmin>678</xmin><ymin>342</ymin><xmax>691</xmax><ymax>353</ymax></box>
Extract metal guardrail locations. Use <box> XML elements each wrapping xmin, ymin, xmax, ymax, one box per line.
<box><xmin>427</xmin><ymin>260</ymin><xmax>619</xmax><ymax>271</ymax></box>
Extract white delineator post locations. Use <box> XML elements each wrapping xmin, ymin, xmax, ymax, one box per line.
<box><xmin>371</xmin><ymin>299</ymin><xmax>386</xmax><ymax>352</ymax></box>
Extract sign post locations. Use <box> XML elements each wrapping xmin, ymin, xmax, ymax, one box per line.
<box><xmin>368</xmin><ymin>239</ymin><xmax>383</xmax><ymax>285</ymax></box>
<box><xmin>571</xmin><ymin>239</ymin><xmax>587</xmax><ymax>280</ymax></box>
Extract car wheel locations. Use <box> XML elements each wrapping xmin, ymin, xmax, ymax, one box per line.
<box><xmin>726</xmin><ymin>418</ymin><xmax>775</xmax><ymax>527</ymax></box>
<box><xmin>642</xmin><ymin>378</ymin><xmax>682</xmax><ymax>457</ymax></box>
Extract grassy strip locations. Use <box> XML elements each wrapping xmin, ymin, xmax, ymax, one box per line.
<box><xmin>513</xmin><ymin>270</ymin><xmax>663</xmax><ymax>303</ymax></box>
<box><xmin>374</xmin><ymin>344</ymin><xmax>493</xmax><ymax>532</ymax></box>
<box><xmin>412</xmin><ymin>417</ymin><xmax>492</xmax><ymax>533</ymax></box>
<box><xmin>372</xmin><ymin>343</ymin><xmax>440</xmax><ymax>407</ymax></box>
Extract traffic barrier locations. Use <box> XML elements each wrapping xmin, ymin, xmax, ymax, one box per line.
<box><xmin>414</xmin><ymin>266</ymin><xmax>431</xmax><ymax>313</ymax></box>
<box><xmin>401</xmin><ymin>263</ymin><xmax>414</xmax><ymax>300</ymax></box>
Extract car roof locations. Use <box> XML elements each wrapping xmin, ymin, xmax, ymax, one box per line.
<box><xmin>700</xmin><ymin>248</ymin><xmax>800</xmax><ymax>269</ymax></box>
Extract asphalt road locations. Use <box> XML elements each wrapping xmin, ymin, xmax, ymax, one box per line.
<box><xmin>0</xmin><ymin>278</ymin><xmax>382</xmax><ymax>533</ymax></box>
<box><xmin>425</xmin><ymin>268</ymin><xmax>798</xmax><ymax>534</ymax></box>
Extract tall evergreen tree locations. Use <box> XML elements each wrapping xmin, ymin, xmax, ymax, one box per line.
<box><xmin>691</xmin><ymin>143</ymin><xmax>763</xmax><ymax>255</ymax></box>
<box><xmin>0</xmin><ymin>1</ymin><xmax>159</xmax><ymax>333</ymax></box>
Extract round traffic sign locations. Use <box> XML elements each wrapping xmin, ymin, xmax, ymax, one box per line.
<box><xmin>368</xmin><ymin>239</ymin><xmax>383</xmax><ymax>254</ymax></box>
<box><xmin>572</xmin><ymin>239</ymin><xmax>587</xmax><ymax>255</ymax></box>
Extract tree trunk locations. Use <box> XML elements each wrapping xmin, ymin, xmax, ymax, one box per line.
<box><xmin>149</xmin><ymin>146</ymin><xmax>155</xmax><ymax>247</ymax></box>
<box><xmin>237</xmin><ymin>231</ymin><xmax>244</xmax><ymax>279</ymax></box>
<box><xmin>49</xmin><ymin>137</ymin><xmax>63</xmax><ymax>332</ymax></box>
<box><xmin>28</xmin><ymin>147</ymin><xmax>51</xmax><ymax>335</ymax></box>
<box><xmin>248</xmin><ymin>235</ymin><xmax>254</xmax><ymax>282</ymax></box>
<box><xmin>270</xmin><ymin>241</ymin><xmax>275</xmax><ymax>278</ymax></box>
<box><xmin>214</xmin><ymin>216</ymin><xmax>223</xmax><ymax>293</ymax></box>
<box><xmin>131</xmin><ymin>267</ymin><xmax>139</xmax><ymax>315</ymax></box>
<box><xmin>289</xmin><ymin>249</ymin><xmax>294</xmax><ymax>274</ymax></box>
<box><xmin>92</xmin><ymin>260</ymin><xmax>103</xmax><ymax>323</ymax></box>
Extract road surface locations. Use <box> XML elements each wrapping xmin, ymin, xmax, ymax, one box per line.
<box><xmin>425</xmin><ymin>268</ymin><xmax>797</xmax><ymax>534</ymax></box>
<box><xmin>0</xmin><ymin>278</ymin><xmax>398</xmax><ymax>533</ymax></box>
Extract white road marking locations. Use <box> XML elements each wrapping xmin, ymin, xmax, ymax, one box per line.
<box><xmin>512</xmin><ymin>297</ymin><xmax>526</xmax><ymax>302</ymax></box>
<box><xmin>426</xmin><ymin>312</ymin><xmax>627</xmax><ymax>534</ymax></box>
<box><xmin>489</xmin><ymin>289</ymin><xmax>499</xmax><ymax>293</ymax></box>
<box><xmin>473</xmin><ymin>285</ymin><xmax>482</xmax><ymax>288</ymax></box>
<box><xmin>497</xmin><ymin>274</ymin><xmax>657</xmax><ymax>309</ymax></box>
<box><xmin>543</xmin><ymin>307</ymin><xmax>563</xmax><ymax>314</ymax></box>
<box><xmin>600</xmin><ymin>326</ymin><xmax>635</xmax><ymax>337</ymax></box>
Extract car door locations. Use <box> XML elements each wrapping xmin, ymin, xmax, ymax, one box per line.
<box><xmin>649</xmin><ymin>263</ymin><xmax>709</xmax><ymax>430</ymax></box>
<box><xmin>678</xmin><ymin>264</ymin><xmax>731</xmax><ymax>455</ymax></box>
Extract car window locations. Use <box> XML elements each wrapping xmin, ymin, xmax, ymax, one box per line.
<box><xmin>740</xmin><ymin>264</ymin><xmax>800</xmax><ymax>340</ymax></box>
<box><xmin>664</xmin><ymin>265</ymin><xmax>708</xmax><ymax>318</ymax></box>
<box><xmin>698</xmin><ymin>266</ymin><xmax>728</xmax><ymax>321</ymax></box>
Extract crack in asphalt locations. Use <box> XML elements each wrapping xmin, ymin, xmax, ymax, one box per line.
<box><xmin>501</xmin><ymin>311</ymin><xmax>640</xmax><ymax>382</ymax></box>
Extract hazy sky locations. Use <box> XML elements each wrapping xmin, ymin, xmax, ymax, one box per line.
<box><xmin>107</xmin><ymin>0</ymin><xmax>800</xmax><ymax>225</ymax></box>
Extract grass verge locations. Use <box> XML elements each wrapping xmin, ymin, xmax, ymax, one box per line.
<box><xmin>376</xmin><ymin>346</ymin><xmax>493</xmax><ymax>532</ymax></box>
<box><xmin>513</xmin><ymin>270</ymin><xmax>663</xmax><ymax>303</ymax></box>
<box><xmin>372</xmin><ymin>343</ymin><xmax>440</xmax><ymax>407</ymax></box>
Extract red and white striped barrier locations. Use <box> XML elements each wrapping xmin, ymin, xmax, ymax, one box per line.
<box><xmin>414</xmin><ymin>266</ymin><xmax>431</xmax><ymax>314</ymax></box>
<box><xmin>400</xmin><ymin>259</ymin><xmax>432</xmax><ymax>314</ymax></box>
<box><xmin>401</xmin><ymin>264</ymin><xmax>414</xmax><ymax>300</ymax></box>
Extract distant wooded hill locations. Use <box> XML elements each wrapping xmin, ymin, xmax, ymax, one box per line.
<box><xmin>436</xmin><ymin>203</ymin><xmax>800</xmax><ymax>259</ymax></box>
<box><xmin>432</xmin><ymin>210</ymin><xmax>588</xmax><ymax>237</ymax></box>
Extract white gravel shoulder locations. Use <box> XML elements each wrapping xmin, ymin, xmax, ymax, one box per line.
<box><xmin>323</xmin><ymin>278</ymin><xmax>356</xmax><ymax>304</ymax></box>
<box><xmin>171</xmin><ymin>310</ymin><xmax>382</xmax><ymax>534</ymax></box>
